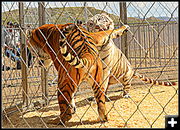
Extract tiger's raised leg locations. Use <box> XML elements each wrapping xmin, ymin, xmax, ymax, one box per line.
<box><xmin>91</xmin><ymin>25</ymin><xmax>130</xmax><ymax>46</ymax></box>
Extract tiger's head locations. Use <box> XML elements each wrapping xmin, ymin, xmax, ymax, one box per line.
<box><xmin>86</xmin><ymin>13</ymin><xmax>114</xmax><ymax>32</ymax></box>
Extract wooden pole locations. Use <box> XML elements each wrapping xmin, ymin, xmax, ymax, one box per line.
<box><xmin>120</xmin><ymin>2</ymin><xmax>128</xmax><ymax>58</ymax></box>
<box><xmin>19</xmin><ymin>2</ymin><xmax>28</xmax><ymax>107</ymax></box>
<box><xmin>38</xmin><ymin>2</ymin><xmax>49</xmax><ymax>106</ymax></box>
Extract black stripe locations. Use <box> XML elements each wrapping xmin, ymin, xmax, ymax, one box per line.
<box><xmin>58</xmin><ymin>83</ymin><xmax>75</xmax><ymax>93</ymax></box>
<box><xmin>58</xmin><ymin>84</ymin><xmax>66</xmax><ymax>92</ymax></box>
<box><xmin>99</xmin><ymin>99</ymin><xmax>105</xmax><ymax>104</ymax></box>
<box><xmin>97</xmin><ymin>92</ymin><xmax>103</xmax><ymax>100</ymax></box>
<box><xmin>101</xmin><ymin>38</ymin><xmax>109</xmax><ymax>49</ymax></box>
<box><xmin>63</xmin><ymin>30</ymin><xmax>70</xmax><ymax>35</ymax></box>
<box><xmin>102</xmin><ymin>54</ymin><xmax>110</xmax><ymax>61</ymax></box>
<box><xmin>114</xmin><ymin>53</ymin><xmax>123</xmax><ymax>78</ymax></box>
<box><xmin>85</xmin><ymin>40</ymin><xmax>96</xmax><ymax>46</ymax></box>
<box><xmin>94</xmin><ymin>66</ymin><xmax>99</xmax><ymax>81</ymax></box>
<box><xmin>92</xmin><ymin>66</ymin><xmax>99</xmax><ymax>91</ymax></box>
<box><xmin>34</xmin><ymin>30</ymin><xmax>41</xmax><ymax>42</ymax></box>
<box><xmin>87</xmin><ymin>45</ymin><xmax>97</xmax><ymax>55</ymax></box>
<box><xmin>101</xmin><ymin>45</ymin><xmax>111</xmax><ymax>52</ymax></box>
<box><xmin>60</xmin><ymin>31</ymin><xmax>69</xmax><ymax>40</ymax></box>
<box><xmin>149</xmin><ymin>79</ymin><xmax>153</xmax><ymax>84</ymax></box>
<box><xmin>61</xmin><ymin>90</ymin><xmax>72</xmax><ymax>100</ymax></box>
<box><xmin>68</xmin><ymin>29</ymin><xmax>78</xmax><ymax>40</ymax></box>
<box><xmin>76</xmin><ymin>69</ymin><xmax>80</xmax><ymax>82</ymax></box>
<box><xmin>93</xmin><ymin>86</ymin><xmax>99</xmax><ymax>93</ymax></box>
<box><xmin>62</xmin><ymin>51</ymin><xmax>69</xmax><ymax>57</ymax></box>
<box><xmin>68</xmin><ymin>84</ymin><xmax>75</xmax><ymax>92</ymax></box>
<box><xmin>59</xmin><ymin>41</ymin><xmax>65</xmax><ymax>46</ymax></box>
<box><xmin>93</xmin><ymin>66</ymin><xmax>102</xmax><ymax>96</ymax></box>
<box><xmin>82</xmin><ymin>30</ymin><xmax>89</xmax><ymax>35</ymax></box>
<box><xmin>94</xmin><ymin>87</ymin><xmax>100</xmax><ymax>94</ymax></box>
<box><xmin>71</xmin><ymin>37</ymin><xmax>83</xmax><ymax>48</ymax></box>
<box><xmin>69</xmin><ymin>32</ymin><xmax>81</xmax><ymax>44</ymax></box>
<box><xmin>74</xmin><ymin>43</ymin><xmax>85</xmax><ymax>53</ymax></box>
<box><xmin>58</xmin><ymin>100</ymin><xmax>69</xmax><ymax>105</ymax></box>
<box><xmin>123</xmin><ymin>77</ymin><xmax>129</xmax><ymax>83</ymax></box>
<box><xmin>144</xmin><ymin>78</ymin><xmax>148</xmax><ymax>81</ymax></box>
<box><xmin>103</xmin><ymin>65</ymin><xmax>108</xmax><ymax>70</ymax></box>
<box><xmin>72</xmin><ymin>60</ymin><xmax>80</xmax><ymax>67</ymax></box>
<box><xmin>36</xmin><ymin>29</ymin><xmax>45</xmax><ymax>42</ymax></box>
<box><xmin>47</xmin><ymin>26</ymin><xmax>55</xmax><ymax>35</ymax></box>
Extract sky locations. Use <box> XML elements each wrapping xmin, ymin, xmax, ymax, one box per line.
<box><xmin>2</xmin><ymin>2</ymin><xmax>178</xmax><ymax>18</ymax></box>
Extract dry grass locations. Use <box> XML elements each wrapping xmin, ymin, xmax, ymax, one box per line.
<box><xmin>2</xmin><ymin>81</ymin><xmax>178</xmax><ymax>128</ymax></box>
<box><xmin>2</xmin><ymin>49</ymin><xmax>178</xmax><ymax>128</ymax></box>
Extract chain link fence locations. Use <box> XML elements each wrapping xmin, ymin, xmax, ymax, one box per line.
<box><xmin>2</xmin><ymin>1</ymin><xmax>178</xmax><ymax>128</ymax></box>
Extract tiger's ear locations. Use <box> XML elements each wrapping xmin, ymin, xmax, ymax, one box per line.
<box><xmin>63</xmin><ymin>21</ymin><xmax>83</xmax><ymax>31</ymax></box>
<box><xmin>76</xmin><ymin>20</ymin><xmax>83</xmax><ymax>26</ymax></box>
<box><xmin>101</xmin><ymin>12</ymin><xmax>108</xmax><ymax>16</ymax></box>
<box><xmin>63</xmin><ymin>24</ymin><xmax>76</xmax><ymax>31</ymax></box>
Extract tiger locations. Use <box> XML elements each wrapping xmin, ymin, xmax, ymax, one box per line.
<box><xmin>86</xmin><ymin>13</ymin><xmax>177</xmax><ymax>98</ymax></box>
<box><xmin>86</xmin><ymin>13</ymin><xmax>114</xmax><ymax>32</ymax></box>
<box><xmin>27</xmin><ymin>22</ymin><xmax>130</xmax><ymax>124</ymax></box>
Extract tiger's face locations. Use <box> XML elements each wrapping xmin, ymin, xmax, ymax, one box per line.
<box><xmin>86</xmin><ymin>13</ymin><xmax>114</xmax><ymax>32</ymax></box>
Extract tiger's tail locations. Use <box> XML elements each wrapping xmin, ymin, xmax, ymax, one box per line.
<box><xmin>133</xmin><ymin>73</ymin><xmax>176</xmax><ymax>86</ymax></box>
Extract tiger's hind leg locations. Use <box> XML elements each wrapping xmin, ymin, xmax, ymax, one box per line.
<box><xmin>87</xmin><ymin>71</ymin><xmax>111</xmax><ymax>102</ymax></box>
<box><xmin>88</xmin><ymin>63</ymin><xmax>108</xmax><ymax>122</ymax></box>
<box><xmin>122</xmin><ymin>83</ymin><xmax>131</xmax><ymax>98</ymax></box>
<box><xmin>92</xmin><ymin>82</ymin><xmax>108</xmax><ymax>122</ymax></box>
<box><xmin>57</xmin><ymin>80</ymin><xmax>77</xmax><ymax>124</ymax></box>
<box><xmin>120</xmin><ymin>67</ymin><xmax>134</xmax><ymax>98</ymax></box>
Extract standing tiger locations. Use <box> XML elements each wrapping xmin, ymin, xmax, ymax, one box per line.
<box><xmin>86</xmin><ymin>13</ymin><xmax>176</xmax><ymax>98</ymax></box>
<box><xmin>27</xmin><ymin>22</ymin><xmax>129</xmax><ymax>124</ymax></box>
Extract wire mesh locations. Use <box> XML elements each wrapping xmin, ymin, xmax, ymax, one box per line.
<box><xmin>2</xmin><ymin>1</ymin><xmax>178</xmax><ymax>128</ymax></box>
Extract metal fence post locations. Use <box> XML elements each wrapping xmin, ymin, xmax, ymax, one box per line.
<box><xmin>84</xmin><ymin>2</ymin><xmax>88</xmax><ymax>29</ymax></box>
<box><xmin>38</xmin><ymin>2</ymin><xmax>49</xmax><ymax>106</ymax></box>
<box><xmin>120</xmin><ymin>2</ymin><xmax>128</xmax><ymax>58</ymax></box>
<box><xmin>19</xmin><ymin>2</ymin><xmax>28</xmax><ymax>107</ymax></box>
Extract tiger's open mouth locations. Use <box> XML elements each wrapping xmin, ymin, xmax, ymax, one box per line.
<box><xmin>95</xmin><ymin>25</ymin><xmax>107</xmax><ymax>31</ymax></box>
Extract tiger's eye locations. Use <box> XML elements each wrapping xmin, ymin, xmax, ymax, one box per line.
<box><xmin>89</xmin><ymin>22</ymin><xmax>93</xmax><ymax>26</ymax></box>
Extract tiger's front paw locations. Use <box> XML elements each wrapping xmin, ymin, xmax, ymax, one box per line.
<box><xmin>123</xmin><ymin>93</ymin><xmax>131</xmax><ymax>98</ymax></box>
<box><xmin>60</xmin><ymin>113</ymin><xmax>72</xmax><ymax>124</ymax></box>
<box><xmin>123</xmin><ymin>25</ymin><xmax>130</xmax><ymax>31</ymax></box>
<box><xmin>97</xmin><ymin>114</ymin><xmax>108</xmax><ymax>122</ymax></box>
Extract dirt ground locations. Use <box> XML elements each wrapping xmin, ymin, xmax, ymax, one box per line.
<box><xmin>2</xmin><ymin>81</ymin><xmax>178</xmax><ymax>128</ymax></box>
